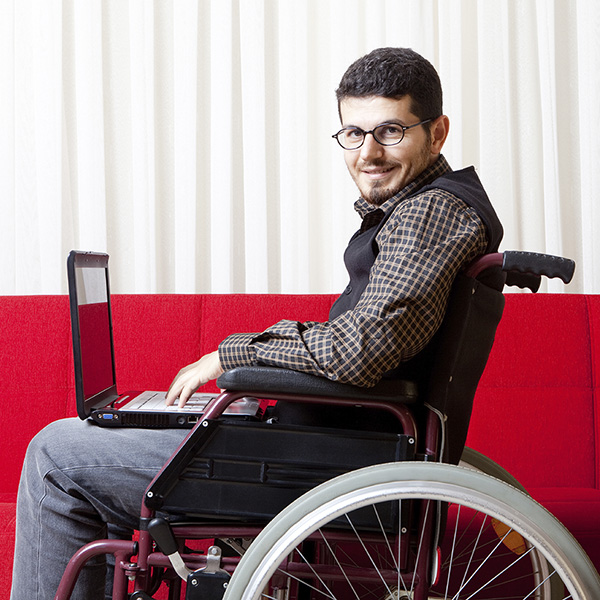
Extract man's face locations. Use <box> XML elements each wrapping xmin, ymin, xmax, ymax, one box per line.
<box><xmin>339</xmin><ymin>95</ymin><xmax>435</xmax><ymax>206</ymax></box>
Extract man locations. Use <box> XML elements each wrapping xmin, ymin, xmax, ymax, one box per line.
<box><xmin>166</xmin><ymin>47</ymin><xmax>502</xmax><ymax>409</ymax></box>
<box><xmin>11</xmin><ymin>47</ymin><xmax>502</xmax><ymax>600</ymax></box>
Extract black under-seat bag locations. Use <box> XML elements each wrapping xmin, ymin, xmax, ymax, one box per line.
<box><xmin>145</xmin><ymin>418</ymin><xmax>415</xmax><ymax>529</ymax></box>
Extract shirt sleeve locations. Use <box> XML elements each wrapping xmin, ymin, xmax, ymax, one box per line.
<box><xmin>219</xmin><ymin>192</ymin><xmax>488</xmax><ymax>387</ymax></box>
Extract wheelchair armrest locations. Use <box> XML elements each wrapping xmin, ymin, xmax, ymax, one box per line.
<box><xmin>216</xmin><ymin>366</ymin><xmax>419</xmax><ymax>404</ymax></box>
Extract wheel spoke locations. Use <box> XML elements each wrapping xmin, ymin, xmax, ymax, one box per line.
<box><xmin>454</xmin><ymin>512</ymin><xmax>490</xmax><ymax>597</ymax></box>
<box><xmin>344</xmin><ymin>512</ymin><xmax>395</xmax><ymax>598</ymax></box>
<box><xmin>444</xmin><ymin>503</ymin><xmax>461</xmax><ymax>600</ymax></box>
<box><xmin>317</xmin><ymin>529</ymin><xmax>362</xmax><ymax>599</ymax></box>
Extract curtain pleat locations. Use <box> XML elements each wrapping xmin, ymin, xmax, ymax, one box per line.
<box><xmin>2</xmin><ymin>0</ymin><xmax>598</xmax><ymax>294</ymax></box>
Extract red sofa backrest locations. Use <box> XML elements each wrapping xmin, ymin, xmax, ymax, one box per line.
<box><xmin>468</xmin><ymin>294</ymin><xmax>599</xmax><ymax>489</ymax></box>
<box><xmin>1</xmin><ymin>293</ymin><xmax>599</xmax><ymax>499</ymax></box>
<box><xmin>0</xmin><ymin>296</ymin><xmax>73</xmax><ymax>498</ymax></box>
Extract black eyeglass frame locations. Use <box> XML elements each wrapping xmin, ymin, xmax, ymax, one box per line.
<box><xmin>332</xmin><ymin>119</ymin><xmax>433</xmax><ymax>150</ymax></box>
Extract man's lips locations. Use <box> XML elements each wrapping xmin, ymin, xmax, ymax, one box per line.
<box><xmin>361</xmin><ymin>165</ymin><xmax>396</xmax><ymax>180</ymax></box>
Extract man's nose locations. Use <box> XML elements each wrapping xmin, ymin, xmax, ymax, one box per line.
<box><xmin>359</xmin><ymin>132</ymin><xmax>384</xmax><ymax>161</ymax></box>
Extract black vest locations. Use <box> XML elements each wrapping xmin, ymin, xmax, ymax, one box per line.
<box><xmin>329</xmin><ymin>167</ymin><xmax>503</xmax><ymax>321</ymax></box>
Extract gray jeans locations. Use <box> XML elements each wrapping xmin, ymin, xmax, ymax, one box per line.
<box><xmin>10</xmin><ymin>418</ymin><xmax>188</xmax><ymax>600</ymax></box>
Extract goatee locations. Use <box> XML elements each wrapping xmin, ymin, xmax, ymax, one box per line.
<box><xmin>364</xmin><ymin>182</ymin><xmax>402</xmax><ymax>206</ymax></box>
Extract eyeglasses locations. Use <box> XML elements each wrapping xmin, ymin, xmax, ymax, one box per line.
<box><xmin>332</xmin><ymin>119</ymin><xmax>432</xmax><ymax>150</ymax></box>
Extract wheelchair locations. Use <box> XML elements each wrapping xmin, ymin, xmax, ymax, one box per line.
<box><xmin>55</xmin><ymin>251</ymin><xmax>600</xmax><ymax>600</ymax></box>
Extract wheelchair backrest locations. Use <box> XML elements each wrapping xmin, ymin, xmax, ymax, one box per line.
<box><xmin>422</xmin><ymin>268</ymin><xmax>505</xmax><ymax>464</ymax></box>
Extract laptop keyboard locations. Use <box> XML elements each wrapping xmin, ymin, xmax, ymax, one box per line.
<box><xmin>119</xmin><ymin>391</ymin><xmax>260</xmax><ymax>417</ymax></box>
<box><xmin>121</xmin><ymin>391</ymin><xmax>215</xmax><ymax>412</ymax></box>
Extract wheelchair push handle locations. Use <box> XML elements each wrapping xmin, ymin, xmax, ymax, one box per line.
<box><xmin>466</xmin><ymin>251</ymin><xmax>575</xmax><ymax>292</ymax></box>
<box><xmin>502</xmin><ymin>251</ymin><xmax>575</xmax><ymax>284</ymax></box>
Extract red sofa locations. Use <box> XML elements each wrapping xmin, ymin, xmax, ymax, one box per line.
<box><xmin>1</xmin><ymin>292</ymin><xmax>599</xmax><ymax>597</ymax></box>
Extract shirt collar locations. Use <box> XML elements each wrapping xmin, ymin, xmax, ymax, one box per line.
<box><xmin>354</xmin><ymin>155</ymin><xmax>453</xmax><ymax>219</ymax></box>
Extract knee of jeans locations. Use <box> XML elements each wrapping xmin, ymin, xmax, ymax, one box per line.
<box><xmin>24</xmin><ymin>418</ymin><xmax>81</xmax><ymax>470</ymax></box>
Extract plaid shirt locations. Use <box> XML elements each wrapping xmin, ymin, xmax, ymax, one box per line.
<box><xmin>219</xmin><ymin>156</ymin><xmax>488</xmax><ymax>387</ymax></box>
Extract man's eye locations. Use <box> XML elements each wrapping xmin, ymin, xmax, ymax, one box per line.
<box><xmin>346</xmin><ymin>128</ymin><xmax>363</xmax><ymax>139</ymax></box>
<box><xmin>379</xmin><ymin>125</ymin><xmax>402</xmax><ymax>137</ymax></box>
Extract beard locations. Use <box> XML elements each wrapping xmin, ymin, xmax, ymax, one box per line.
<box><xmin>353</xmin><ymin>158</ymin><xmax>402</xmax><ymax>206</ymax></box>
<box><xmin>363</xmin><ymin>179</ymin><xmax>402</xmax><ymax>206</ymax></box>
<box><xmin>354</xmin><ymin>144</ymin><xmax>432</xmax><ymax>206</ymax></box>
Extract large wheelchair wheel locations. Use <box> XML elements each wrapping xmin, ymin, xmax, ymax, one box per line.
<box><xmin>459</xmin><ymin>447</ymin><xmax>564</xmax><ymax>599</ymax></box>
<box><xmin>223</xmin><ymin>462</ymin><xmax>600</xmax><ymax>600</ymax></box>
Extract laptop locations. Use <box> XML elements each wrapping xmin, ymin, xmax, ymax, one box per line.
<box><xmin>67</xmin><ymin>250</ymin><xmax>260</xmax><ymax>428</ymax></box>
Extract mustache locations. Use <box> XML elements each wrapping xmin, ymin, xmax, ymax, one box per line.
<box><xmin>358</xmin><ymin>158</ymin><xmax>399</xmax><ymax>169</ymax></box>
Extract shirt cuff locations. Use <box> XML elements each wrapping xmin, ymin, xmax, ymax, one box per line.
<box><xmin>218</xmin><ymin>332</ymin><xmax>258</xmax><ymax>371</ymax></box>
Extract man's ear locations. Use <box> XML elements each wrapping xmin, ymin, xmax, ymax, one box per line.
<box><xmin>430</xmin><ymin>115</ymin><xmax>450</xmax><ymax>155</ymax></box>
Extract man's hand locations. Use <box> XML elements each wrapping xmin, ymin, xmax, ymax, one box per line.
<box><xmin>166</xmin><ymin>350</ymin><xmax>224</xmax><ymax>408</ymax></box>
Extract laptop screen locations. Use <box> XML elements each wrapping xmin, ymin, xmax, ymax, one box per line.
<box><xmin>67</xmin><ymin>252</ymin><xmax>118</xmax><ymax>418</ymax></box>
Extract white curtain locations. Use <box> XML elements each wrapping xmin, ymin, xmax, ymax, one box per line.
<box><xmin>2</xmin><ymin>0</ymin><xmax>599</xmax><ymax>295</ymax></box>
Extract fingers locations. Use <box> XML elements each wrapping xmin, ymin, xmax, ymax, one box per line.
<box><xmin>165</xmin><ymin>363</ymin><xmax>197</xmax><ymax>406</ymax></box>
<box><xmin>165</xmin><ymin>351</ymin><xmax>224</xmax><ymax>408</ymax></box>
<box><xmin>165</xmin><ymin>362</ymin><xmax>201</xmax><ymax>407</ymax></box>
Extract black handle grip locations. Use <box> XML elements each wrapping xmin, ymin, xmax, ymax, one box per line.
<box><xmin>148</xmin><ymin>517</ymin><xmax>179</xmax><ymax>555</ymax></box>
<box><xmin>504</xmin><ymin>272</ymin><xmax>541</xmax><ymax>293</ymax></box>
<box><xmin>502</xmin><ymin>251</ymin><xmax>575</xmax><ymax>284</ymax></box>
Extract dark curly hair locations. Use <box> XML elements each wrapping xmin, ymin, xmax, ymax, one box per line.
<box><xmin>336</xmin><ymin>47</ymin><xmax>442</xmax><ymax>122</ymax></box>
